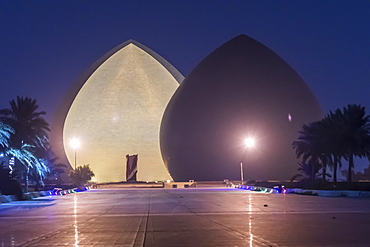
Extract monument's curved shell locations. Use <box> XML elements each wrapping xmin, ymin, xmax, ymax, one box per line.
<box><xmin>63</xmin><ymin>40</ymin><xmax>183</xmax><ymax>182</ymax></box>
<box><xmin>160</xmin><ymin>34</ymin><xmax>322</xmax><ymax>181</ymax></box>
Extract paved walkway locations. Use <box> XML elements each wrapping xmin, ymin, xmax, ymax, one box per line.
<box><xmin>1</xmin><ymin>187</ymin><xmax>370</xmax><ymax>246</ymax></box>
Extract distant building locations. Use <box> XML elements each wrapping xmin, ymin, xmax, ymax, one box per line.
<box><xmin>160</xmin><ymin>34</ymin><xmax>322</xmax><ymax>181</ymax></box>
<box><xmin>54</xmin><ymin>40</ymin><xmax>183</xmax><ymax>183</ymax></box>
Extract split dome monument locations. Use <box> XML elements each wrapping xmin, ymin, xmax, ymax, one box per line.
<box><xmin>52</xmin><ymin>34</ymin><xmax>322</xmax><ymax>182</ymax></box>
<box><xmin>161</xmin><ymin>35</ymin><xmax>322</xmax><ymax>181</ymax></box>
<box><xmin>53</xmin><ymin>40</ymin><xmax>183</xmax><ymax>182</ymax></box>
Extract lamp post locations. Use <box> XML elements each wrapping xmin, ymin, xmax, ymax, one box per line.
<box><xmin>241</xmin><ymin>137</ymin><xmax>255</xmax><ymax>183</ymax></box>
<box><xmin>70</xmin><ymin>138</ymin><xmax>80</xmax><ymax>170</ymax></box>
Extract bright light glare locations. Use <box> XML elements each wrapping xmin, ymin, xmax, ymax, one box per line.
<box><xmin>244</xmin><ymin>137</ymin><xmax>255</xmax><ymax>148</ymax></box>
<box><xmin>70</xmin><ymin>138</ymin><xmax>80</xmax><ymax>149</ymax></box>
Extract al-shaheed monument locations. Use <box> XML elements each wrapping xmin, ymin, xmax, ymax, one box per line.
<box><xmin>51</xmin><ymin>34</ymin><xmax>322</xmax><ymax>183</ymax></box>
<box><xmin>59</xmin><ymin>40</ymin><xmax>183</xmax><ymax>182</ymax></box>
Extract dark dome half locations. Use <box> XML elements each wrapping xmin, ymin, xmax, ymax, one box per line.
<box><xmin>160</xmin><ymin>34</ymin><xmax>322</xmax><ymax>181</ymax></box>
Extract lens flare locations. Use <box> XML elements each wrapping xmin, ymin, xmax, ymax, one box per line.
<box><xmin>244</xmin><ymin>137</ymin><xmax>255</xmax><ymax>148</ymax></box>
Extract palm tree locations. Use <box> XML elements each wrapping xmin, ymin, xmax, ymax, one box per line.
<box><xmin>332</xmin><ymin>105</ymin><xmax>370</xmax><ymax>184</ymax></box>
<box><xmin>0</xmin><ymin>96</ymin><xmax>50</xmax><ymax>192</ymax></box>
<box><xmin>5</xmin><ymin>143</ymin><xmax>49</xmax><ymax>191</ymax></box>
<box><xmin>0</xmin><ymin>96</ymin><xmax>50</xmax><ymax>149</ymax></box>
<box><xmin>0</xmin><ymin>121</ymin><xmax>14</xmax><ymax>149</ymax></box>
<box><xmin>291</xmin><ymin>160</ymin><xmax>323</xmax><ymax>182</ymax></box>
<box><xmin>292</xmin><ymin>122</ymin><xmax>324</xmax><ymax>182</ymax></box>
<box><xmin>47</xmin><ymin>162</ymin><xmax>68</xmax><ymax>183</ymax></box>
<box><xmin>313</xmin><ymin>118</ymin><xmax>335</xmax><ymax>184</ymax></box>
<box><xmin>32</xmin><ymin>146</ymin><xmax>59</xmax><ymax>190</ymax></box>
<box><xmin>324</xmin><ymin>111</ymin><xmax>346</xmax><ymax>185</ymax></box>
<box><xmin>293</xmin><ymin>105</ymin><xmax>370</xmax><ymax>186</ymax></box>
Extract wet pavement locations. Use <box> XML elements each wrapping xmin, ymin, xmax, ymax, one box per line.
<box><xmin>1</xmin><ymin>187</ymin><xmax>370</xmax><ymax>246</ymax></box>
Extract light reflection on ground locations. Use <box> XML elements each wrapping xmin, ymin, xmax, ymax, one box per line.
<box><xmin>73</xmin><ymin>194</ymin><xmax>79</xmax><ymax>246</ymax></box>
<box><xmin>248</xmin><ymin>194</ymin><xmax>254</xmax><ymax>247</ymax></box>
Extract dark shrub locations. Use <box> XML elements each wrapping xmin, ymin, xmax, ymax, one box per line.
<box><xmin>0</xmin><ymin>166</ymin><xmax>23</xmax><ymax>200</ymax></box>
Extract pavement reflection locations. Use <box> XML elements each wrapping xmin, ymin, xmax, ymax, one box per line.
<box><xmin>248</xmin><ymin>194</ymin><xmax>254</xmax><ymax>247</ymax></box>
<box><xmin>73</xmin><ymin>194</ymin><xmax>79</xmax><ymax>246</ymax></box>
<box><xmin>0</xmin><ymin>187</ymin><xmax>369</xmax><ymax>246</ymax></box>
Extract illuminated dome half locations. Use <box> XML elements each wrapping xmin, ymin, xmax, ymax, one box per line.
<box><xmin>160</xmin><ymin>34</ymin><xmax>322</xmax><ymax>181</ymax></box>
<box><xmin>63</xmin><ymin>40</ymin><xmax>183</xmax><ymax>182</ymax></box>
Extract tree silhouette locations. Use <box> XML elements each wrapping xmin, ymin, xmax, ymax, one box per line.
<box><xmin>69</xmin><ymin>164</ymin><xmax>95</xmax><ymax>187</ymax></box>
<box><xmin>0</xmin><ymin>96</ymin><xmax>50</xmax><ymax>192</ymax></box>
<box><xmin>293</xmin><ymin>104</ymin><xmax>370</xmax><ymax>187</ymax></box>
<box><xmin>292</xmin><ymin>122</ymin><xmax>324</xmax><ymax>182</ymax></box>
<box><xmin>333</xmin><ymin>105</ymin><xmax>370</xmax><ymax>184</ymax></box>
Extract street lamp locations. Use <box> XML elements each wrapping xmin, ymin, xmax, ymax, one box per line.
<box><xmin>70</xmin><ymin>138</ymin><xmax>80</xmax><ymax>169</ymax></box>
<box><xmin>241</xmin><ymin>137</ymin><xmax>255</xmax><ymax>183</ymax></box>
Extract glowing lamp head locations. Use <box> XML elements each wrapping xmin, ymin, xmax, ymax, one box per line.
<box><xmin>244</xmin><ymin>137</ymin><xmax>255</xmax><ymax>148</ymax></box>
<box><xmin>70</xmin><ymin>138</ymin><xmax>80</xmax><ymax>149</ymax></box>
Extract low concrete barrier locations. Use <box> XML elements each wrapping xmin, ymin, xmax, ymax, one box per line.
<box><xmin>22</xmin><ymin>192</ymin><xmax>43</xmax><ymax>200</ymax></box>
<box><xmin>359</xmin><ymin>191</ymin><xmax>370</xmax><ymax>197</ymax></box>
<box><xmin>315</xmin><ymin>190</ymin><xmax>370</xmax><ymax>197</ymax></box>
<box><xmin>287</xmin><ymin>189</ymin><xmax>370</xmax><ymax>197</ymax></box>
<box><xmin>238</xmin><ymin>187</ymin><xmax>370</xmax><ymax>197</ymax></box>
<box><xmin>0</xmin><ymin>195</ymin><xmax>17</xmax><ymax>203</ymax></box>
<box><xmin>39</xmin><ymin>191</ymin><xmax>50</xmax><ymax>196</ymax></box>
<box><xmin>22</xmin><ymin>193</ymin><xmax>34</xmax><ymax>200</ymax></box>
<box><xmin>1</xmin><ymin>187</ymin><xmax>90</xmax><ymax>204</ymax></box>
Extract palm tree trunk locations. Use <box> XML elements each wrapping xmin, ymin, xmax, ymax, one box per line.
<box><xmin>24</xmin><ymin>166</ymin><xmax>29</xmax><ymax>193</ymax></box>
<box><xmin>322</xmin><ymin>157</ymin><xmax>326</xmax><ymax>184</ymax></box>
<box><xmin>348</xmin><ymin>154</ymin><xmax>353</xmax><ymax>184</ymax></box>
<box><xmin>323</xmin><ymin>165</ymin><xmax>326</xmax><ymax>183</ymax></box>
<box><xmin>333</xmin><ymin>156</ymin><xmax>338</xmax><ymax>185</ymax></box>
<box><xmin>311</xmin><ymin>162</ymin><xmax>314</xmax><ymax>183</ymax></box>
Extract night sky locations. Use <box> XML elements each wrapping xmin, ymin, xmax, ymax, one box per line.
<box><xmin>1</xmin><ymin>1</ymin><xmax>369</xmax><ymax>172</ymax></box>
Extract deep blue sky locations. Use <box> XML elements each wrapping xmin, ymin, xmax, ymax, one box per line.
<box><xmin>1</xmin><ymin>1</ymin><xmax>369</xmax><ymax>171</ymax></box>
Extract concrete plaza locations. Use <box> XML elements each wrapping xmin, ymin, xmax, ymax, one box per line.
<box><xmin>0</xmin><ymin>186</ymin><xmax>369</xmax><ymax>246</ymax></box>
